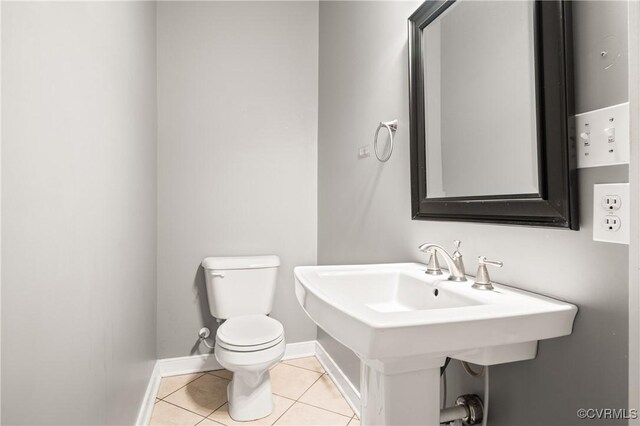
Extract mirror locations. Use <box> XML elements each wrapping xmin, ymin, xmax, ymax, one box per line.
<box><xmin>408</xmin><ymin>0</ymin><xmax>578</xmax><ymax>228</ymax></box>
<box><xmin>423</xmin><ymin>1</ymin><xmax>538</xmax><ymax>198</ymax></box>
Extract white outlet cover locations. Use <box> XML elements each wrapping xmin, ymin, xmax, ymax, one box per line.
<box><xmin>593</xmin><ymin>183</ymin><xmax>629</xmax><ymax>244</ymax></box>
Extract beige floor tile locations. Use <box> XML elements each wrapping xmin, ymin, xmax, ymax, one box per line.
<box><xmin>198</xmin><ymin>419</ymin><xmax>224</xmax><ymax>426</ymax></box>
<box><xmin>270</xmin><ymin>363</ymin><xmax>322</xmax><ymax>400</ymax></box>
<box><xmin>157</xmin><ymin>373</ymin><xmax>204</xmax><ymax>399</ymax></box>
<box><xmin>299</xmin><ymin>375</ymin><xmax>353</xmax><ymax>417</ymax></box>
<box><xmin>164</xmin><ymin>374</ymin><xmax>230</xmax><ymax>417</ymax></box>
<box><xmin>347</xmin><ymin>417</ymin><xmax>360</xmax><ymax>426</ymax></box>
<box><xmin>283</xmin><ymin>357</ymin><xmax>325</xmax><ymax>373</ymax></box>
<box><xmin>208</xmin><ymin>369</ymin><xmax>233</xmax><ymax>380</ymax></box>
<box><xmin>274</xmin><ymin>402</ymin><xmax>351</xmax><ymax>426</ymax></box>
<box><xmin>150</xmin><ymin>400</ymin><xmax>204</xmax><ymax>426</ymax></box>
<box><xmin>208</xmin><ymin>394</ymin><xmax>295</xmax><ymax>426</ymax></box>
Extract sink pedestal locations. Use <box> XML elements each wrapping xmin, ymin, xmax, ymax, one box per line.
<box><xmin>360</xmin><ymin>356</ymin><xmax>445</xmax><ymax>426</ymax></box>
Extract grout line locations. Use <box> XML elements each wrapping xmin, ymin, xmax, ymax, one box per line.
<box><xmin>270</xmin><ymin>399</ymin><xmax>296</xmax><ymax>425</ymax></box>
<box><xmin>205</xmin><ymin>400</ymin><xmax>229</xmax><ymax>419</ymax></box>
<box><xmin>270</xmin><ymin>368</ymin><xmax>326</xmax><ymax>426</ymax></box>
<box><xmin>295</xmin><ymin>400</ymin><xmax>353</xmax><ymax>420</ymax></box>
<box><xmin>194</xmin><ymin>416</ymin><xmax>215</xmax><ymax>426</ymax></box>
<box><xmin>157</xmin><ymin>372</ymin><xmax>205</xmax><ymax>401</ymax></box>
<box><xmin>282</xmin><ymin>363</ymin><xmax>326</xmax><ymax>374</ymax></box>
<box><xmin>157</xmin><ymin>400</ymin><xmax>207</xmax><ymax>421</ymax></box>
<box><xmin>292</xmin><ymin>371</ymin><xmax>356</xmax><ymax>418</ymax></box>
<box><xmin>295</xmin><ymin>372</ymin><xmax>326</xmax><ymax>402</ymax></box>
<box><xmin>292</xmin><ymin>372</ymin><xmax>325</xmax><ymax>402</ymax></box>
<box><xmin>155</xmin><ymin>358</ymin><xmax>351</xmax><ymax>426</ymax></box>
<box><xmin>273</xmin><ymin>363</ymin><xmax>355</xmax><ymax>419</ymax></box>
<box><xmin>205</xmin><ymin>419</ymin><xmax>226</xmax><ymax>426</ymax></box>
<box><xmin>281</xmin><ymin>359</ymin><xmax>326</xmax><ymax>374</ymax></box>
<box><xmin>281</xmin><ymin>357</ymin><xmax>326</xmax><ymax>374</ymax></box>
<box><xmin>160</xmin><ymin>372</ymin><xmax>231</xmax><ymax>408</ymax></box>
<box><xmin>205</xmin><ymin>395</ymin><xmax>298</xmax><ymax>426</ymax></box>
<box><xmin>207</xmin><ymin>370</ymin><xmax>233</xmax><ymax>380</ymax></box>
<box><xmin>271</xmin><ymin>362</ymin><xmax>324</xmax><ymax>400</ymax></box>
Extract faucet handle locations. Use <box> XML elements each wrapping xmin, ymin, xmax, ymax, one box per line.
<box><xmin>425</xmin><ymin>252</ymin><xmax>443</xmax><ymax>276</ymax></box>
<box><xmin>478</xmin><ymin>256</ymin><xmax>502</xmax><ymax>268</ymax></box>
<box><xmin>452</xmin><ymin>240</ymin><xmax>466</xmax><ymax>278</ymax></box>
<box><xmin>419</xmin><ymin>243</ymin><xmax>443</xmax><ymax>275</ymax></box>
<box><xmin>472</xmin><ymin>256</ymin><xmax>502</xmax><ymax>291</ymax></box>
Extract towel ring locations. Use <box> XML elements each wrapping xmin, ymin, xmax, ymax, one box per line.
<box><xmin>374</xmin><ymin>120</ymin><xmax>398</xmax><ymax>162</ymax></box>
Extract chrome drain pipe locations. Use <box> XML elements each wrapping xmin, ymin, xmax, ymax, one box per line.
<box><xmin>440</xmin><ymin>405</ymin><xmax>468</xmax><ymax>423</ymax></box>
<box><xmin>440</xmin><ymin>394</ymin><xmax>483</xmax><ymax>425</ymax></box>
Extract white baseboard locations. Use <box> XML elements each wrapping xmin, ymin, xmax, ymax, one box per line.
<box><xmin>157</xmin><ymin>340</ymin><xmax>317</xmax><ymax>377</ymax></box>
<box><xmin>158</xmin><ymin>352</ymin><xmax>222</xmax><ymax>377</ymax></box>
<box><xmin>283</xmin><ymin>340</ymin><xmax>316</xmax><ymax>360</ymax></box>
<box><xmin>135</xmin><ymin>361</ymin><xmax>161</xmax><ymax>426</ymax></box>
<box><xmin>135</xmin><ymin>340</ymin><xmax>359</xmax><ymax>425</ymax></box>
<box><xmin>314</xmin><ymin>341</ymin><xmax>361</xmax><ymax>418</ymax></box>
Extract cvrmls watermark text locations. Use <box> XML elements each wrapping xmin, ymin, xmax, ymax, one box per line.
<box><xmin>577</xmin><ymin>408</ymin><xmax>638</xmax><ymax>420</ymax></box>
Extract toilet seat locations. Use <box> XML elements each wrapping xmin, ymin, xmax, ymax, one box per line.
<box><xmin>217</xmin><ymin>315</ymin><xmax>284</xmax><ymax>352</ymax></box>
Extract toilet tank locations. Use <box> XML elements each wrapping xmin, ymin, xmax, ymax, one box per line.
<box><xmin>201</xmin><ymin>255</ymin><xmax>280</xmax><ymax>319</ymax></box>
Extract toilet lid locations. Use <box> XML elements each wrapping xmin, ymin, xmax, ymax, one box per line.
<box><xmin>217</xmin><ymin>315</ymin><xmax>284</xmax><ymax>350</ymax></box>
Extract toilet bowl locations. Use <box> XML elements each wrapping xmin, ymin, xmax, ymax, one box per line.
<box><xmin>201</xmin><ymin>255</ymin><xmax>283</xmax><ymax>421</ymax></box>
<box><xmin>214</xmin><ymin>315</ymin><xmax>285</xmax><ymax>421</ymax></box>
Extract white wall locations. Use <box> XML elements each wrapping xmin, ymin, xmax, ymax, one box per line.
<box><xmin>156</xmin><ymin>1</ymin><xmax>319</xmax><ymax>358</ymax></box>
<box><xmin>317</xmin><ymin>2</ymin><xmax>629</xmax><ymax>425</ymax></box>
<box><xmin>1</xmin><ymin>2</ymin><xmax>157</xmax><ymax>424</ymax></box>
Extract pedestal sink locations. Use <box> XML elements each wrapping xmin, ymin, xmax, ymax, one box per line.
<box><xmin>293</xmin><ymin>263</ymin><xmax>577</xmax><ymax>426</ymax></box>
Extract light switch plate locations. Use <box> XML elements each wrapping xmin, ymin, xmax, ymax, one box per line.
<box><xmin>593</xmin><ymin>183</ymin><xmax>629</xmax><ymax>244</ymax></box>
<box><xmin>576</xmin><ymin>102</ymin><xmax>629</xmax><ymax>168</ymax></box>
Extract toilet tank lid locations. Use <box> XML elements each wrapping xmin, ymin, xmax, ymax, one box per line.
<box><xmin>201</xmin><ymin>255</ymin><xmax>280</xmax><ymax>270</ymax></box>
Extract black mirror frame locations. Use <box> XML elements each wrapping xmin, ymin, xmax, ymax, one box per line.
<box><xmin>408</xmin><ymin>0</ymin><xmax>578</xmax><ymax>229</ymax></box>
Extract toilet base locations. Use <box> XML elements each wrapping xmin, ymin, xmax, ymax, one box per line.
<box><xmin>214</xmin><ymin>338</ymin><xmax>285</xmax><ymax>422</ymax></box>
<box><xmin>227</xmin><ymin>370</ymin><xmax>274</xmax><ymax>421</ymax></box>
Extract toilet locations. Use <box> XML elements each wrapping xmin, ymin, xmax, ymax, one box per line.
<box><xmin>201</xmin><ymin>255</ymin><xmax>285</xmax><ymax>422</ymax></box>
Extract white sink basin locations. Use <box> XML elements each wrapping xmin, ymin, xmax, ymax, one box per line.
<box><xmin>294</xmin><ymin>262</ymin><xmax>577</xmax><ymax>425</ymax></box>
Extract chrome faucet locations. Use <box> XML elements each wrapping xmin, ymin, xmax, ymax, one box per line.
<box><xmin>418</xmin><ymin>242</ymin><xmax>467</xmax><ymax>282</ymax></box>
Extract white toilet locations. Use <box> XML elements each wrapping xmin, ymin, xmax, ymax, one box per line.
<box><xmin>201</xmin><ymin>255</ymin><xmax>285</xmax><ymax>422</ymax></box>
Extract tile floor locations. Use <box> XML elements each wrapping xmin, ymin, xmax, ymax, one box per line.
<box><xmin>150</xmin><ymin>357</ymin><xmax>360</xmax><ymax>426</ymax></box>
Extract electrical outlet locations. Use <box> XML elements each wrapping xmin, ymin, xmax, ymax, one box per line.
<box><xmin>601</xmin><ymin>194</ymin><xmax>622</xmax><ymax>211</ymax></box>
<box><xmin>602</xmin><ymin>215</ymin><xmax>621</xmax><ymax>232</ymax></box>
<box><xmin>593</xmin><ymin>183</ymin><xmax>629</xmax><ymax>244</ymax></box>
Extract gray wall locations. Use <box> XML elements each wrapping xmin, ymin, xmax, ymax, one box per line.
<box><xmin>1</xmin><ymin>2</ymin><xmax>157</xmax><ymax>425</ymax></box>
<box><xmin>573</xmin><ymin>1</ymin><xmax>630</xmax><ymax>113</ymax></box>
<box><xmin>156</xmin><ymin>1</ymin><xmax>318</xmax><ymax>359</ymax></box>
<box><xmin>317</xmin><ymin>2</ymin><xmax>629</xmax><ymax>425</ymax></box>
<box><xmin>628</xmin><ymin>1</ymin><xmax>640</xmax><ymax>420</ymax></box>
<box><xmin>1</xmin><ymin>2</ymin><xmax>4</xmax><ymax>420</ymax></box>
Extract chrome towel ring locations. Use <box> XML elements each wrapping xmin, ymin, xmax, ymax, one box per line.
<box><xmin>374</xmin><ymin>120</ymin><xmax>398</xmax><ymax>162</ymax></box>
